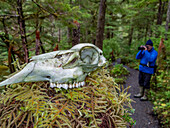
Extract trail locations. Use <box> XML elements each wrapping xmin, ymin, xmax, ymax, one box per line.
<box><xmin>124</xmin><ymin>66</ymin><xmax>160</xmax><ymax>128</ymax></box>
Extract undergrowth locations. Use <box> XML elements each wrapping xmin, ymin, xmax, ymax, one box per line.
<box><xmin>0</xmin><ymin>68</ymin><xmax>134</xmax><ymax>128</ymax></box>
<box><xmin>150</xmin><ymin>60</ymin><xmax>170</xmax><ymax>127</ymax></box>
<box><xmin>110</xmin><ymin>64</ymin><xmax>130</xmax><ymax>84</ymax></box>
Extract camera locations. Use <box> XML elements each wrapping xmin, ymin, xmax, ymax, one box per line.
<box><xmin>138</xmin><ymin>47</ymin><xmax>145</xmax><ymax>50</ymax></box>
<box><xmin>138</xmin><ymin>46</ymin><xmax>148</xmax><ymax>50</ymax></box>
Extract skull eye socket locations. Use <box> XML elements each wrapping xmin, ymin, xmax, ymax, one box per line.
<box><xmin>80</xmin><ymin>47</ymin><xmax>99</xmax><ymax>65</ymax></box>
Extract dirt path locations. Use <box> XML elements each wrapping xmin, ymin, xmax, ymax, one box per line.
<box><xmin>124</xmin><ymin>66</ymin><xmax>160</xmax><ymax>128</ymax></box>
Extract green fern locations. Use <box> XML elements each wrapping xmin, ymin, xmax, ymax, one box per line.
<box><xmin>0</xmin><ymin>68</ymin><xmax>134</xmax><ymax>128</ymax></box>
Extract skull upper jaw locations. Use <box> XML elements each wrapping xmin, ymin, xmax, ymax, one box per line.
<box><xmin>24</xmin><ymin>66</ymin><xmax>87</xmax><ymax>84</ymax></box>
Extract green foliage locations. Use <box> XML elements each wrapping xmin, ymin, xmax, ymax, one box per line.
<box><xmin>111</xmin><ymin>64</ymin><xmax>130</xmax><ymax>77</ymax></box>
<box><xmin>120</xmin><ymin>56</ymin><xmax>139</xmax><ymax>70</ymax></box>
<box><xmin>103</xmin><ymin>38</ymin><xmax>121</xmax><ymax>60</ymax></box>
<box><xmin>0</xmin><ymin>68</ymin><xmax>134</xmax><ymax>128</ymax></box>
<box><xmin>110</xmin><ymin>64</ymin><xmax>130</xmax><ymax>84</ymax></box>
<box><xmin>150</xmin><ymin>60</ymin><xmax>170</xmax><ymax>127</ymax></box>
<box><xmin>0</xmin><ymin>65</ymin><xmax>10</xmax><ymax>82</ymax></box>
<box><xmin>114</xmin><ymin>77</ymin><xmax>126</xmax><ymax>84</ymax></box>
<box><xmin>0</xmin><ymin>0</ymin><xmax>169</xmax><ymax>127</ymax></box>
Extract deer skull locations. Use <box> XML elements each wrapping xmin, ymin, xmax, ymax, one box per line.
<box><xmin>0</xmin><ymin>43</ymin><xmax>106</xmax><ymax>89</ymax></box>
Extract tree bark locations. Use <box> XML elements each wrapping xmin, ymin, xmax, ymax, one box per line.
<box><xmin>2</xmin><ymin>19</ymin><xmax>15</xmax><ymax>72</ymax></box>
<box><xmin>111</xmin><ymin>30</ymin><xmax>114</xmax><ymax>38</ymax></box>
<box><xmin>72</xmin><ymin>20</ymin><xmax>80</xmax><ymax>46</ymax></box>
<box><xmin>35</xmin><ymin>30</ymin><xmax>41</xmax><ymax>55</ymax></box>
<box><xmin>8</xmin><ymin>46</ymin><xmax>15</xmax><ymax>73</ymax></box>
<box><xmin>95</xmin><ymin>0</ymin><xmax>107</xmax><ymax>50</ymax></box>
<box><xmin>157</xmin><ymin>0</ymin><xmax>163</xmax><ymax>25</ymax></box>
<box><xmin>128</xmin><ymin>27</ymin><xmax>134</xmax><ymax>46</ymax></box>
<box><xmin>67</xmin><ymin>26</ymin><xmax>72</xmax><ymax>44</ymax></box>
<box><xmin>157</xmin><ymin>38</ymin><xmax>166</xmax><ymax>67</ymax></box>
<box><xmin>58</xmin><ymin>29</ymin><xmax>61</xmax><ymax>43</ymax></box>
<box><xmin>40</xmin><ymin>40</ymin><xmax>45</xmax><ymax>53</ymax></box>
<box><xmin>144</xmin><ymin>25</ymin><xmax>148</xmax><ymax>42</ymax></box>
<box><xmin>39</xmin><ymin>27</ymin><xmax>45</xmax><ymax>53</ymax></box>
<box><xmin>106</xmin><ymin>28</ymin><xmax>110</xmax><ymax>39</ymax></box>
<box><xmin>165</xmin><ymin>0</ymin><xmax>170</xmax><ymax>40</ymax></box>
<box><xmin>72</xmin><ymin>27</ymin><xmax>80</xmax><ymax>46</ymax></box>
<box><xmin>17</xmin><ymin>0</ymin><xmax>29</xmax><ymax>63</ymax></box>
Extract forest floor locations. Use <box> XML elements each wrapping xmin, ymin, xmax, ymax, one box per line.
<box><xmin>124</xmin><ymin>66</ymin><xmax>161</xmax><ymax>128</ymax></box>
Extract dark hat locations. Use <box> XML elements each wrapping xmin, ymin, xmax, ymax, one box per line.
<box><xmin>145</xmin><ymin>39</ymin><xmax>153</xmax><ymax>46</ymax></box>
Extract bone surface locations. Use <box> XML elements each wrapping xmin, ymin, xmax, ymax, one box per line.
<box><xmin>0</xmin><ymin>43</ymin><xmax>106</xmax><ymax>89</ymax></box>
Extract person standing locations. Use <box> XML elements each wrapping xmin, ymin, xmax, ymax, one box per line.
<box><xmin>134</xmin><ymin>39</ymin><xmax>158</xmax><ymax>101</ymax></box>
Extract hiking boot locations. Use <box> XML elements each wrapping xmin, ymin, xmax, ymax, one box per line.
<box><xmin>134</xmin><ymin>86</ymin><xmax>143</xmax><ymax>98</ymax></box>
<box><xmin>140</xmin><ymin>89</ymin><xmax>148</xmax><ymax>101</ymax></box>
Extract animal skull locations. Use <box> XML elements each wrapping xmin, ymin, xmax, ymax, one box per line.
<box><xmin>0</xmin><ymin>43</ymin><xmax>106</xmax><ymax>89</ymax></box>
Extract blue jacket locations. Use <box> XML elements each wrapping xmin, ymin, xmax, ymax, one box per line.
<box><xmin>136</xmin><ymin>47</ymin><xmax>158</xmax><ymax>74</ymax></box>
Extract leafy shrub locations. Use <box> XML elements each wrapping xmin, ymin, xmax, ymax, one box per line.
<box><xmin>150</xmin><ymin>60</ymin><xmax>170</xmax><ymax>127</ymax></box>
<box><xmin>103</xmin><ymin>38</ymin><xmax>121</xmax><ymax>60</ymax></box>
<box><xmin>0</xmin><ymin>68</ymin><xmax>134</xmax><ymax>128</ymax></box>
<box><xmin>111</xmin><ymin>64</ymin><xmax>130</xmax><ymax>77</ymax></box>
<box><xmin>110</xmin><ymin>64</ymin><xmax>130</xmax><ymax>84</ymax></box>
<box><xmin>0</xmin><ymin>65</ymin><xmax>10</xmax><ymax>82</ymax></box>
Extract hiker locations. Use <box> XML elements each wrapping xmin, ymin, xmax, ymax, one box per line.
<box><xmin>134</xmin><ymin>39</ymin><xmax>158</xmax><ymax>101</ymax></box>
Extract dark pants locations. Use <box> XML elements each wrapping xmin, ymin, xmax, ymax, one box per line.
<box><xmin>139</xmin><ymin>71</ymin><xmax>152</xmax><ymax>89</ymax></box>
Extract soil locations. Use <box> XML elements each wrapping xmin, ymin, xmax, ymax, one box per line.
<box><xmin>124</xmin><ymin>66</ymin><xmax>161</xmax><ymax>128</ymax></box>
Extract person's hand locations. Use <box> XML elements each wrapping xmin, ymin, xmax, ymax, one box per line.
<box><xmin>143</xmin><ymin>46</ymin><xmax>147</xmax><ymax>51</ymax></box>
<box><xmin>140</xmin><ymin>45</ymin><xmax>147</xmax><ymax>51</ymax></box>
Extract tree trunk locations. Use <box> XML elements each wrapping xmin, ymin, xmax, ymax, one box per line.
<box><xmin>70</xmin><ymin>0</ymin><xmax>73</xmax><ymax>4</ymax></box>
<box><xmin>95</xmin><ymin>0</ymin><xmax>107</xmax><ymax>50</ymax></box>
<box><xmin>106</xmin><ymin>27</ymin><xmax>110</xmax><ymax>39</ymax></box>
<box><xmin>72</xmin><ymin>20</ymin><xmax>80</xmax><ymax>46</ymax></box>
<box><xmin>2</xmin><ymin>19</ymin><xmax>9</xmax><ymax>44</ymax></box>
<box><xmin>67</xmin><ymin>27</ymin><xmax>72</xmax><ymax>44</ymax></box>
<box><xmin>91</xmin><ymin>15</ymin><xmax>96</xmax><ymax>45</ymax></box>
<box><xmin>35</xmin><ymin>1</ymin><xmax>41</xmax><ymax>55</ymax></box>
<box><xmin>144</xmin><ymin>25</ymin><xmax>148</xmax><ymax>42</ymax></box>
<box><xmin>17</xmin><ymin>0</ymin><xmax>29</xmax><ymax>63</ymax></box>
<box><xmin>111</xmin><ymin>30</ymin><xmax>114</xmax><ymax>38</ymax></box>
<box><xmin>8</xmin><ymin>46</ymin><xmax>15</xmax><ymax>73</ymax></box>
<box><xmin>58</xmin><ymin>28</ymin><xmax>61</xmax><ymax>43</ymax></box>
<box><xmin>40</xmin><ymin>40</ymin><xmax>45</xmax><ymax>53</ymax></box>
<box><xmin>128</xmin><ymin>27</ymin><xmax>133</xmax><ymax>46</ymax></box>
<box><xmin>39</xmin><ymin>27</ymin><xmax>45</xmax><ymax>53</ymax></box>
<box><xmin>157</xmin><ymin>38</ymin><xmax>166</xmax><ymax>66</ymax></box>
<box><xmin>157</xmin><ymin>0</ymin><xmax>163</xmax><ymax>25</ymax></box>
<box><xmin>35</xmin><ymin>30</ymin><xmax>41</xmax><ymax>55</ymax></box>
<box><xmin>2</xmin><ymin>18</ymin><xmax>15</xmax><ymax>73</ymax></box>
<box><xmin>72</xmin><ymin>27</ymin><xmax>80</xmax><ymax>46</ymax></box>
<box><xmin>165</xmin><ymin>0</ymin><xmax>170</xmax><ymax>40</ymax></box>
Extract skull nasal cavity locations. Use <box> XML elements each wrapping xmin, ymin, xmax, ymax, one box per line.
<box><xmin>46</xmin><ymin>76</ymin><xmax>51</xmax><ymax>79</ymax></box>
<box><xmin>70</xmin><ymin>57</ymin><xmax>78</xmax><ymax>64</ymax></box>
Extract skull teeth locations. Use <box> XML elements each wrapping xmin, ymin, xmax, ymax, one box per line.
<box><xmin>50</xmin><ymin>83</ymin><xmax>56</xmax><ymax>88</ymax></box>
<box><xmin>50</xmin><ymin>81</ymin><xmax>86</xmax><ymax>89</ymax></box>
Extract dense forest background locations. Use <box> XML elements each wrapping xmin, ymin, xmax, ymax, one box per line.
<box><xmin>0</xmin><ymin>0</ymin><xmax>169</xmax><ymax>127</ymax></box>
<box><xmin>0</xmin><ymin>0</ymin><xmax>169</xmax><ymax>65</ymax></box>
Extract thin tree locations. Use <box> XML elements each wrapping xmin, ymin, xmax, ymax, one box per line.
<box><xmin>35</xmin><ymin>30</ymin><xmax>41</xmax><ymax>55</ymax></box>
<box><xmin>165</xmin><ymin>0</ymin><xmax>170</xmax><ymax>40</ymax></box>
<box><xmin>95</xmin><ymin>0</ymin><xmax>107</xmax><ymax>50</ymax></box>
<box><xmin>17</xmin><ymin>0</ymin><xmax>29</xmax><ymax>63</ymax></box>
<box><xmin>1</xmin><ymin>18</ymin><xmax>15</xmax><ymax>73</ymax></box>
<box><xmin>157</xmin><ymin>0</ymin><xmax>166</xmax><ymax>25</ymax></box>
<box><xmin>72</xmin><ymin>20</ymin><xmax>80</xmax><ymax>46</ymax></box>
